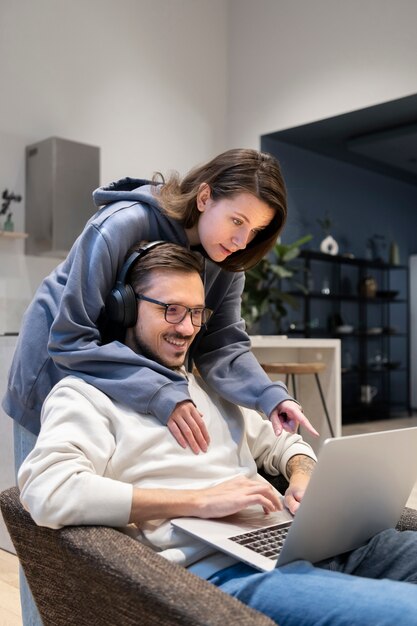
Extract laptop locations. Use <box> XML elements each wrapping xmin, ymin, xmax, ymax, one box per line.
<box><xmin>172</xmin><ymin>427</ymin><xmax>417</xmax><ymax>571</ymax></box>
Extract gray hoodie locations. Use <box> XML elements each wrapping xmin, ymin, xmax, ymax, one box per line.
<box><xmin>2</xmin><ymin>178</ymin><xmax>291</xmax><ymax>435</ymax></box>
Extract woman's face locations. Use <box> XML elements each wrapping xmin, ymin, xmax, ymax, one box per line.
<box><xmin>186</xmin><ymin>185</ymin><xmax>275</xmax><ymax>263</ymax></box>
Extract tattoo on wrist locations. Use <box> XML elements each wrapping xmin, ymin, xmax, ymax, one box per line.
<box><xmin>286</xmin><ymin>455</ymin><xmax>315</xmax><ymax>478</ymax></box>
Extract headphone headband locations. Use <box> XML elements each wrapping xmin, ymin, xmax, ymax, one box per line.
<box><xmin>115</xmin><ymin>240</ymin><xmax>167</xmax><ymax>285</ymax></box>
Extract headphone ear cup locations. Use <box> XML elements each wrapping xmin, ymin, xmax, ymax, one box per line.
<box><xmin>105</xmin><ymin>240</ymin><xmax>166</xmax><ymax>328</ymax></box>
<box><xmin>105</xmin><ymin>283</ymin><xmax>137</xmax><ymax>327</ymax></box>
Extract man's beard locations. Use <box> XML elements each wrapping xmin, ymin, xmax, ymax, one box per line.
<box><xmin>130</xmin><ymin>331</ymin><xmax>191</xmax><ymax>371</ymax></box>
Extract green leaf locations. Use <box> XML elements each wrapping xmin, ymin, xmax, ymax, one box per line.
<box><xmin>242</xmin><ymin>233</ymin><xmax>313</xmax><ymax>327</ymax></box>
<box><xmin>271</xmin><ymin>265</ymin><xmax>293</xmax><ymax>279</ymax></box>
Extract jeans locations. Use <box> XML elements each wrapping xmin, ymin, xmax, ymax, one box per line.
<box><xmin>208</xmin><ymin>529</ymin><xmax>417</xmax><ymax>626</ymax></box>
<box><xmin>13</xmin><ymin>421</ymin><xmax>43</xmax><ymax>626</ymax></box>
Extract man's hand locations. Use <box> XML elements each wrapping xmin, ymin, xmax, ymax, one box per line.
<box><xmin>269</xmin><ymin>400</ymin><xmax>319</xmax><ymax>438</ymax></box>
<box><xmin>167</xmin><ymin>400</ymin><xmax>210</xmax><ymax>454</ymax></box>
<box><xmin>284</xmin><ymin>455</ymin><xmax>316</xmax><ymax>515</ymax></box>
<box><xmin>196</xmin><ymin>475</ymin><xmax>283</xmax><ymax>518</ymax></box>
<box><xmin>129</xmin><ymin>475</ymin><xmax>282</xmax><ymax>524</ymax></box>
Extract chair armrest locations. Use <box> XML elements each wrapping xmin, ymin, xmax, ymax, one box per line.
<box><xmin>54</xmin><ymin>524</ymin><xmax>275</xmax><ymax>626</ymax></box>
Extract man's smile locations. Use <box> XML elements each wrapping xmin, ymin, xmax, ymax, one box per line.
<box><xmin>164</xmin><ymin>334</ymin><xmax>192</xmax><ymax>350</ymax></box>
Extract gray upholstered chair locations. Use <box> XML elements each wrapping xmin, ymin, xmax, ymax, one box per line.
<box><xmin>0</xmin><ymin>486</ymin><xmax>274</xmax><ymax>626</ymax></box>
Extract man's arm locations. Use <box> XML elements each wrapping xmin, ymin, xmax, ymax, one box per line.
<box><xmin>284</xmin><ymin>454</ymin><xmax>316</xmax><ymax>515</ymax></box>
<box><xmin>129</xmin><ymin>475</ymin><xmax>282</xmax><ymax>524</ymax></box>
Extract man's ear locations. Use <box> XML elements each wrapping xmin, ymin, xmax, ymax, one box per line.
<box><xmin>196</xmin><ymin>183</ymin><xmax>211</xmax><ymax>212</ymax></box>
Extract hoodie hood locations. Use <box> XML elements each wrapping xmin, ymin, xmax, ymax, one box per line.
<box><xmin>93</xmin><ymin>178</ymin><xmax>159</xmax><ymax>208</ymax></box>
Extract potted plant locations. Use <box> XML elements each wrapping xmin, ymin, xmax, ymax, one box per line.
<box><xmin>241</xmin><ymin>234</ymin><xmax>313</xmax><ymax>334</ymax></box>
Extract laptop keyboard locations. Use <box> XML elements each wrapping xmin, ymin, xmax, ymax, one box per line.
<box><xmin>229</xmin><ymin>522</ymin><xmax>292</xmax><ymax>560</ymax></box>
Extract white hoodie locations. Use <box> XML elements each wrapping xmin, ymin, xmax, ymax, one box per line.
<box><xmin>18</xmin><ymin>372</ymin><xmax>316</xmax><ymax>578</ymax></box>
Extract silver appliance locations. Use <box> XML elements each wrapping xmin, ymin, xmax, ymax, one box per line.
<box><xmin>25</xmin><ymin>136</ymin><xmax>100</xmax><ymax>256</ymax></box>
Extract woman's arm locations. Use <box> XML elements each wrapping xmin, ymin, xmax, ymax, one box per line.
<box><xmin>193</xmin><ymin>271</ymin><xmax>291</xmax><ymax>413</ymax></box>
<box><xmin>47</xmin><ymin>207</ymin><xmax>192</xmax><ymax>424</ymax></box>
<box><xmin>193</xmin><ymin>270</ymin><xmax>318</xmax><ymax>436</ymax></box>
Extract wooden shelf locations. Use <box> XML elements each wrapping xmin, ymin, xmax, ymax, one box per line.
<box><xmin>0</xmin><ymin>231</ymin><xmax>28</xmax><ymax>239</ymax></box>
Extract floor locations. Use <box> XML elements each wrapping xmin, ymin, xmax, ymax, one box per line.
<box><xmin>0</xmin><ymin>548</ymin><xmax>21</xmax><ymax>625</ymax></box>
<box><xmin>1</xmin><ymin>415</ymin><xmax>417</xmax><ymax>625</ymax></box>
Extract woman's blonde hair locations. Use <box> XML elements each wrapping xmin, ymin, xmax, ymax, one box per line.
<box><xmin>154</xmin><ymin>148</ymin><xmax>287</xmax><ymax>271</ymax></box>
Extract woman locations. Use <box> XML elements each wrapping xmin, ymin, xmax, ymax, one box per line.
<box><xmin>5</xmin><ymin>148</ymin><xmax>317</xmax><ymax>468</ymax></box>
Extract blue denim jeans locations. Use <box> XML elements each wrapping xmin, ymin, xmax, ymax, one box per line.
<box><xmin>14</xmin><ymin>421</ymin><xmax>43</xmax><ymax>626</ymax></box>
<box><xmin>208</xmin><ymin>529</ymin><xmax>417</xmax><ymax>626</ymax></box>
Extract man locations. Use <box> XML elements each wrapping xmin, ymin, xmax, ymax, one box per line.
<box><xmin>18</xmin><ymin>243</ymin><xmax>417</xmax><ymax>626</ymax></box>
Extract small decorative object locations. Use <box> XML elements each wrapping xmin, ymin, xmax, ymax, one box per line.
<box><xmin>1</xmin><ymin>189</ymin><xmax>22</xmax><ymax>216</ymax></box>
<box><xmin>321</xmin><ymin>277</ymin><xmax>331</xmax><ymax>295</ymax></box>
<box><xmin>360</xmin><ymin>384</ymin><xmax>378</xmax><ymax>405</ymax></box>
<box><xmin>320</xmin><ymin>234</ymin><xmax>339</xmax><ymax>255</ymax></box>
<box><xmin>359</xmin><ymin>275</ymin><xmax>377</xmax><ymax>298</ymax></box>
<box><xmin>317</xmin><ymin>212</ymin><xmax>339</xmax><ymax>256</ymax></box>
<box><xmin>389</xmin><ymin>241</ymin><xmax>400</xmax><ymax>265</ymax></box>
<box><xmin>3</xmin><ymin>212</ymin><xmax>14</xmax><ymax>232</ymax></box>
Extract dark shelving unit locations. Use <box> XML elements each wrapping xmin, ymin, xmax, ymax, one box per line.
<box><xmin>286</xmin><ymin>250</ymin><xmax>410</xmax><ymax>423</ymax></box>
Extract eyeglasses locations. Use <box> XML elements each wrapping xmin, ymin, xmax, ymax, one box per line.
<box><xmin>135</xmin><ymin>294</ymin><xmax>213</xmax><ymax>327</ymax></box>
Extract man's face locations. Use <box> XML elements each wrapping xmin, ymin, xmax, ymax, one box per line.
<box><xmin>126</xmin><ymin>269</ymin><xmax>205</xmax><ymax>369</ymax></box>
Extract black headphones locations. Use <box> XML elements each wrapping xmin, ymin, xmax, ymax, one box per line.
<box><xmin>105</xmin><ymin>240</ymin><xmax>167</xmax><ymax>327</ymax></box>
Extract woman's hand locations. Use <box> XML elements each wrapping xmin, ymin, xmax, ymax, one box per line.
<box><xmin>269</xmin><ymin>400</ymin><xmax>319</xmax><ymax>437</ymax></box>
<box><xmin>167</xmin><ymin>400</ymin><xmax>210</xmax><ymax>454</ymax></box>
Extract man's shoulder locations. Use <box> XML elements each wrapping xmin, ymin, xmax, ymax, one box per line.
<box><xmin>46</xmin><ymin>376</ymin><xmax>113</xmax><ymax>410</ymax></box>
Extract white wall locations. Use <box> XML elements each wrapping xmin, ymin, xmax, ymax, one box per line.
<box><xmin>227</xmin><ymin>0</ymin><xmax>417</xmax><ymax>147</ymax></box>
<box><xmin>3</xmin><ymin>0</ymin><xmax>417</xmax><ymax>233</ymax></box>
<box><xmin>0</xmin><ymin>0</ymin><xmax>229</xmax><ymax>232</ymax></box>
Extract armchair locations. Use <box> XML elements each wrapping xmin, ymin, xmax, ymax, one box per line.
<box><xmin>0</xmin><ymin>486</ymin><xmax>274</xmax><ymax>626</ymax></box>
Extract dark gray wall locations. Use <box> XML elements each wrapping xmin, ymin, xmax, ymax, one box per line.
<box><xmin>261</xmin><ymin>136</ymin><xmax>416</xmax><ymax>417</ymax></box>
<box><xmin>262</xmin><ymin>136</ymin><xmax>417</xmax><ymax>263</ymax></box>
